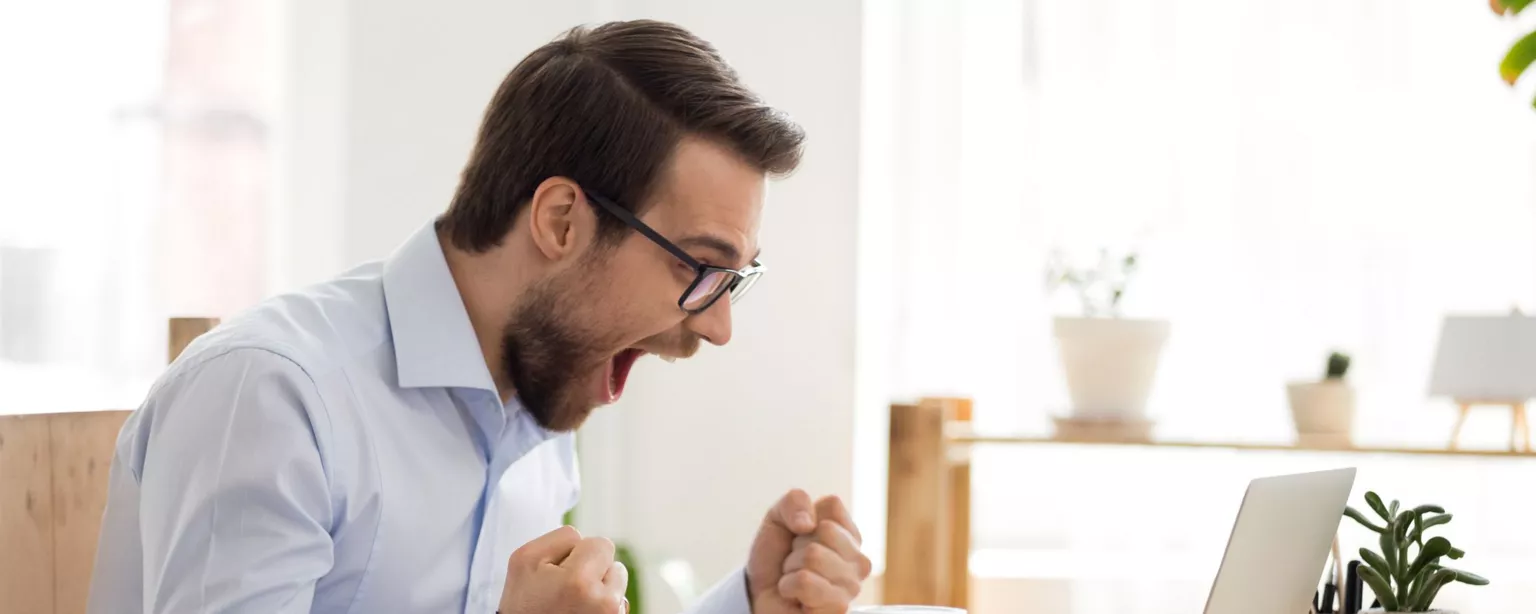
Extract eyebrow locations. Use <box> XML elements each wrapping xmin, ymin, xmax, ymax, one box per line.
<box><xmin>677</xmin><ymin>234</ymin><xmax>760</xmax><ymax>268</ymax></box>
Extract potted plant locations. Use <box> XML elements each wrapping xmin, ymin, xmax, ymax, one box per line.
<box><xmin>1287</xmin><ymin>351</ymin><xmax>1356</xmax><ymax>447</ymax></box>
<box><xmin>1493</xmin><ymin>0</ymin><xmax>1536</xmax><ymax>107</ymax></box>
<box><xmin>1045</xmin><ymin>247</ymin><xmax>1169</xmax><ymax>421</ymax></box>
<box><xmin>1343</xmin><ymin>491</ymin><xmax>1489</xmax><ymax>613</ymax></box>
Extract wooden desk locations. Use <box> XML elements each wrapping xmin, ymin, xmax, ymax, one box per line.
<box><xmin>883</xmin><ymin>398</ymin><xmax>1536</xmax><ymax>610</ymax></box>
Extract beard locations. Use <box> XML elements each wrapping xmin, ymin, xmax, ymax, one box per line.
<box><xmin>499</xmin><ymin>273</ymin><xmax>609</xmax><ymax>432</ymax></box>
<box><xmin>499</xmin><ymin>254</ymin><xmax>707</xmax><ymax>432</ymax></box>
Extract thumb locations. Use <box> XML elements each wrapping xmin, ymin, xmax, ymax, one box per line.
<box><xmin>748</xmin><ymin>489</ymin><xmax>816</xmax><ymax>597</ymax></box>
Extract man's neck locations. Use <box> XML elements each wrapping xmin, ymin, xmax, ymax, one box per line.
<box><xmin>437</xmin><ymin>226</ymin><xmax>521</xmax><ymax>403</ymax></box>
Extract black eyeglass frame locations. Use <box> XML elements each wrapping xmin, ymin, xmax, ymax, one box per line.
<box><xmin>582</xmin><ymin>189</ymin><xmax>765</xmax><ymax>315</ymax></box>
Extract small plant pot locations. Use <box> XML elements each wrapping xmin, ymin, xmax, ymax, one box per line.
<box><xmin>1053</xmin><ymin>317</ymin><xmax>1170</xmax><ymax>420</ymax></box>
<box><xmin>1286</xmin><ymin>379</ymin><xmax>1355</xmax><ymax>447</ymax></box>
<box><xmin>1360</xmin><ymin>609</ymin><xmax>1456</xmax><ymax>614</ymax></box>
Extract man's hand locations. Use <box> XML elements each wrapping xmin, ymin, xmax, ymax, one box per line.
<box><xmin>500</xmin><ymin>526</ymin><xmax>629</xmax><ymax>614</ymax></box>
<box><xmin>747</xmin><ymin>490</ymin><xmax>872</xmax><ymax>613</ymax></box>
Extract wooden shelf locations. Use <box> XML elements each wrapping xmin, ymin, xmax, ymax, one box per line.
<box><xmin>885</xmin><ymin>399</ymin><xmax>1536</xmax><ymax>610</ymax></box>
<box><xmin>951</xmin><ymin>431</ymin><xmax>1536</xmax><ymax>458</ymax></box>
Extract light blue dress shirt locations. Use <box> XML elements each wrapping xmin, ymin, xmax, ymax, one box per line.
<box><xmin>88</xmin><ymin>223</ymin><xmax>750</xmax><ymax>614</ymax></box>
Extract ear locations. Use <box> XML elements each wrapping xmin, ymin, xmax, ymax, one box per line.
<box><xmin>525</xmin><ymin>177</ymin><xmax>596</xmax><ymax>262</ymax></box>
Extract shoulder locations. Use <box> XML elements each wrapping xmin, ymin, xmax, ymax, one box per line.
<box><xmin>122</xmin><ymin>264</ymin><xmax>391</xmax><ymax>474</ymax></box>
<box><xmin>165</xmin><ymin>261</ymin><xmax>391</xmax><ymax>390</ymax></box>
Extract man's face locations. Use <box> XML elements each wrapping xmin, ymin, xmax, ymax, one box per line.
<box><xmin>504</xmin><ymin>138</ymin><xmax>767</xmax><ymax>431</ymax></box>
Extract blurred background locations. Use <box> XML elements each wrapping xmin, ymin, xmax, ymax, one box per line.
<box><xmin>3</xmin><ymin>1</ymin><xmax>1536</xmax><ymax>613</ymax></box>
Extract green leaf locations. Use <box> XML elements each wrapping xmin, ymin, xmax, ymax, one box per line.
<box><xmin>1420</xmin><ymin>579</ymin><xmax>1451</xmax><ymax>611</ymax></box>
<box><xmin>1407</xmin><ymin>536</ymin><xmax>1453</xmax><ymax>580</ymax></box>
<box><xmin>1409</xmin><ymin>568</ymin><xmax>1457</xmax><ymax>611</ymax></box>
<box><xmin>1498</xmin><ymin>0</ymin><xmax>1536</xmax><ymax>15</ymax></box>
<box><xmin>1449</xmin><ymin>567</ymin><xmax>1490</xmax><ymax>586</ymax></box>
<box><xmin>1365</xmin><ymin>492</ymin><xmax>1391</xmax><ymax>521</ymax></box>
<box><xmin>1380</xmin><ymin>526</ymin><xmax>1401</xmax><ymax>580</ymax></box>
<box><xmin>1500</xmin><ymin>29</ymin><xmax>1536</xmax><ymax>85</ymax></box>
<box><xmin>1359</xmin><ymin>564</ymin><xmax>1401</xmax><ymax>611</ymax></box>
<box><xmin>1410</xmin><ymin>504</ymin><xmax>1445</xmax><ymax>516</ymax></box>
<box><xmin>1389</xmin><ymin>499</ymin><xmax>1400</xmax><ymax>518</ymax></box>
<box><xmin>1395</xmin><ymin>511</ymin><xmax>1416</xmax><ymax>544</ymax></box>
<box><xmin>1448</xmin><ymin>546</ymin><xmax>1465</xmax><ymax>560</ymax></box>
<box><xmin>1395</xmin><ymin>513</ymin><xmax>1415</xmax><ymax>581</ymax></box>
<box><xmin>1397</xmin><ymin>543</ymin><xmax>1417</xmax><ymax>607</ymax></box>
<box><xmin>1360</xmin><ymin>548</ymin><xmax>1394</xmax><ymax>580</ymax></box>
<box><xmin>1409</xmin><ymin>514</ymin><xmax>1452</xmax><ymax>543</ymax></box>
<box><xmin>1345</xmin><ymin>506</ymin><xmax>1387</xmax><ymax>533</ymax></box>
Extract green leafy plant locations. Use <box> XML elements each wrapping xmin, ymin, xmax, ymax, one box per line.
<box><xmin>1044</xmin><ymin>247</ymin><xmax>1139</xmax><ymax>317</ymax></box>
<box><xmin>1493</xmin><ymin>0</ymin><xmax>1536</xmax><ymax>108</ymax></box>
<box><xmin>1326</xmin><ymin>351</ymin><xmax>1351</xmax><ymax>380</ymax></box>
<box><xmin>1343</xmin><ymin>492</ymin><xmax>1489</xmax><ymax>611</ymax></box>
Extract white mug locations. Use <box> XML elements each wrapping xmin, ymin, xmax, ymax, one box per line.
<box><xmin>851</xmin><ymin>607</ymin><xmax>967</xmax><ymax>614</ymax></box>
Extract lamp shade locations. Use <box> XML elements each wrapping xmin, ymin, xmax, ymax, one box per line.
<box><xmin>1427</xmin><ymin>314</ymin><xmax>1536</xmax><ymax>401</ymax></box>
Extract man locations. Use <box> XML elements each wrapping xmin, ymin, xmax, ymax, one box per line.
<box><xmin>87</xmin><ymin>19</ymin><xmax>871</xmax><ymax>614</ymax></box>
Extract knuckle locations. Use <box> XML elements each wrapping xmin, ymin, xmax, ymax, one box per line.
<box><xmin>549</xmin><ymin>525</ymin><xmax>581</xmax><ymax>543</ymax></box>
<box><xmin>559</xmin><ymin>573</ymin><xmax>588</xmax><ymax>599</ymax></box>
<box><xmin>815</xmin><ymin>520</ymin><xmax>842</xmax><ymax>541</ymax></box>
<box><xmin>804</xmin><ymin>543</ymin><xmax>834</xmax><ymax>569</ymax></box>
<box><xmin>586</xmin><ymin>584</ymin><xmax>613</xmax><ymax>606</ymax></box>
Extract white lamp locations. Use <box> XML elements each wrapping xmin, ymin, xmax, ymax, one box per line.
<box><xmin>1427</xmin><ymin>313</ymin><xmax>1536</xmax><ymax>452</ymax></box>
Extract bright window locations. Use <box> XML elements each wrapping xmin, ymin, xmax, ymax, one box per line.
<box><xmin>865</xmin><ymin>0</ymin><xmax>1536</xmax><ymax>611</ymax></box>
<box><xmin>0</xmin><ymin>1</ymin><xmax>275</xmax><ymax>414</ymax></box>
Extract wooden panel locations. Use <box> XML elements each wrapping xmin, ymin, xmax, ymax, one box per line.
<box><xmin>50</xmin><ymin>411</ymin><xmax>131</xmax><ymax>614</ymax></box>
<box><xmin>934</xmin><ymin>398</ymin><xmax>973</xmax><ymax>610</ymax></box>
<box><xmin>168</xmin><ymin>317</ymin><xmax>219</xmax><ymax>363</ymax></box>
<box><xmin>1</xmin><ymin>415</ymin><xmax>56</xmax><ymax>614</ymax></box>
<box><xmin>953</xmin><ymin>429</ymin><xmax>1536</xmax><ymax>458</ymax></box>
<box><xmin>884</xmin><ymin>401</ymin><xmax>950</xmax><ymax>605</ymax></box>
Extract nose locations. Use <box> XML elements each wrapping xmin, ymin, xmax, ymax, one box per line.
<box><xmin>686</xmin><ymin>296</ymin><xmax>733</xmax><ymax>346</ymax></box>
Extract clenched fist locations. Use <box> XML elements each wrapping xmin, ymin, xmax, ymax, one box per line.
<box><xmin>499</xmin><ymin>526</ymin><xmax>629</xmax><ymax>614</ymax></box>
<box><xmin>747</xmin><ymin>490</ymin><xmax>872</xmax><ymax>614</ymax></box>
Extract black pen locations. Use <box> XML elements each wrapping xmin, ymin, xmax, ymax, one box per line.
<box><xmin>1320</xmin><ymin>554</ymin><xmax>1338</xmax><ymax>613</ymax></box>
<box><xmin>1343</xmin><ymin>560</ymin><xmax>1362</xmax><ymax>614</ymax></box>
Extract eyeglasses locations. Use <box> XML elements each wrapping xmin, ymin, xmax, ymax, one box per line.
<box><xmin>583</xmin><ymin>189</ymin><xmax>766</xmax><ymax>314</ymax></box>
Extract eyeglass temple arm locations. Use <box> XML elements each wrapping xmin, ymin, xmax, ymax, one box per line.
<box><xmin>584</xmin><ymin>191</ymin><xmax>703</xmax><ymax>269</ymax></box>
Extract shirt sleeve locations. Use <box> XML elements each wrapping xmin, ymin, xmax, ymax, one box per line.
<box><xmin>682</xmin><ymin>567</ymin><xmax>751</xmax><ymax>614</ymax></box>
<box><xmin>131</xmin><ymin>348</ymin><xmax>336</xmax><ymax>613</ymax></box>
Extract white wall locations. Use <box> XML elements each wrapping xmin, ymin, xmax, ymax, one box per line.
<box><xmin>273</xmin><ymin>0</ymin><xmax>864</xmax><ymax>606</ymax></box>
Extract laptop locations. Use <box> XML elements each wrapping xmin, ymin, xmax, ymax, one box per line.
<box><xmin>1203</xmin><ymin>467</ymin><xmax>1357</xmax><ymax>614</ymax></box>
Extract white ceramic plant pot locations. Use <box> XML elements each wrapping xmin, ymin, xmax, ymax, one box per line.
<box><xmin>1286</xmin><ymin>380</ymin><xmax>1355</xmax><ymax>446</ymax></box>
<box><xmin>1053</xmin><ymin>317</ymin><xmax>1170</xmax><ymax>420</ymax></box>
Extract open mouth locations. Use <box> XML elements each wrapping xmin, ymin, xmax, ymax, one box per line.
<box><xmin>601</xmin><ymin>348</ymin><xmax>645</xmax><ymax>403</ymax></box>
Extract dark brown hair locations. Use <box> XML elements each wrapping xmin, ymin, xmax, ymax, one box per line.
<box><xmin>439</xmin><ymin>19</ymin><xmax>806</xmax><ymax>252</ymax></box>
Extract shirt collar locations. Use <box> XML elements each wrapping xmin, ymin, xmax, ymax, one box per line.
<box><xmin>381</xmin><ymin>222</ymin><xmax>500</xmax><ymax>394</ymax></box>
